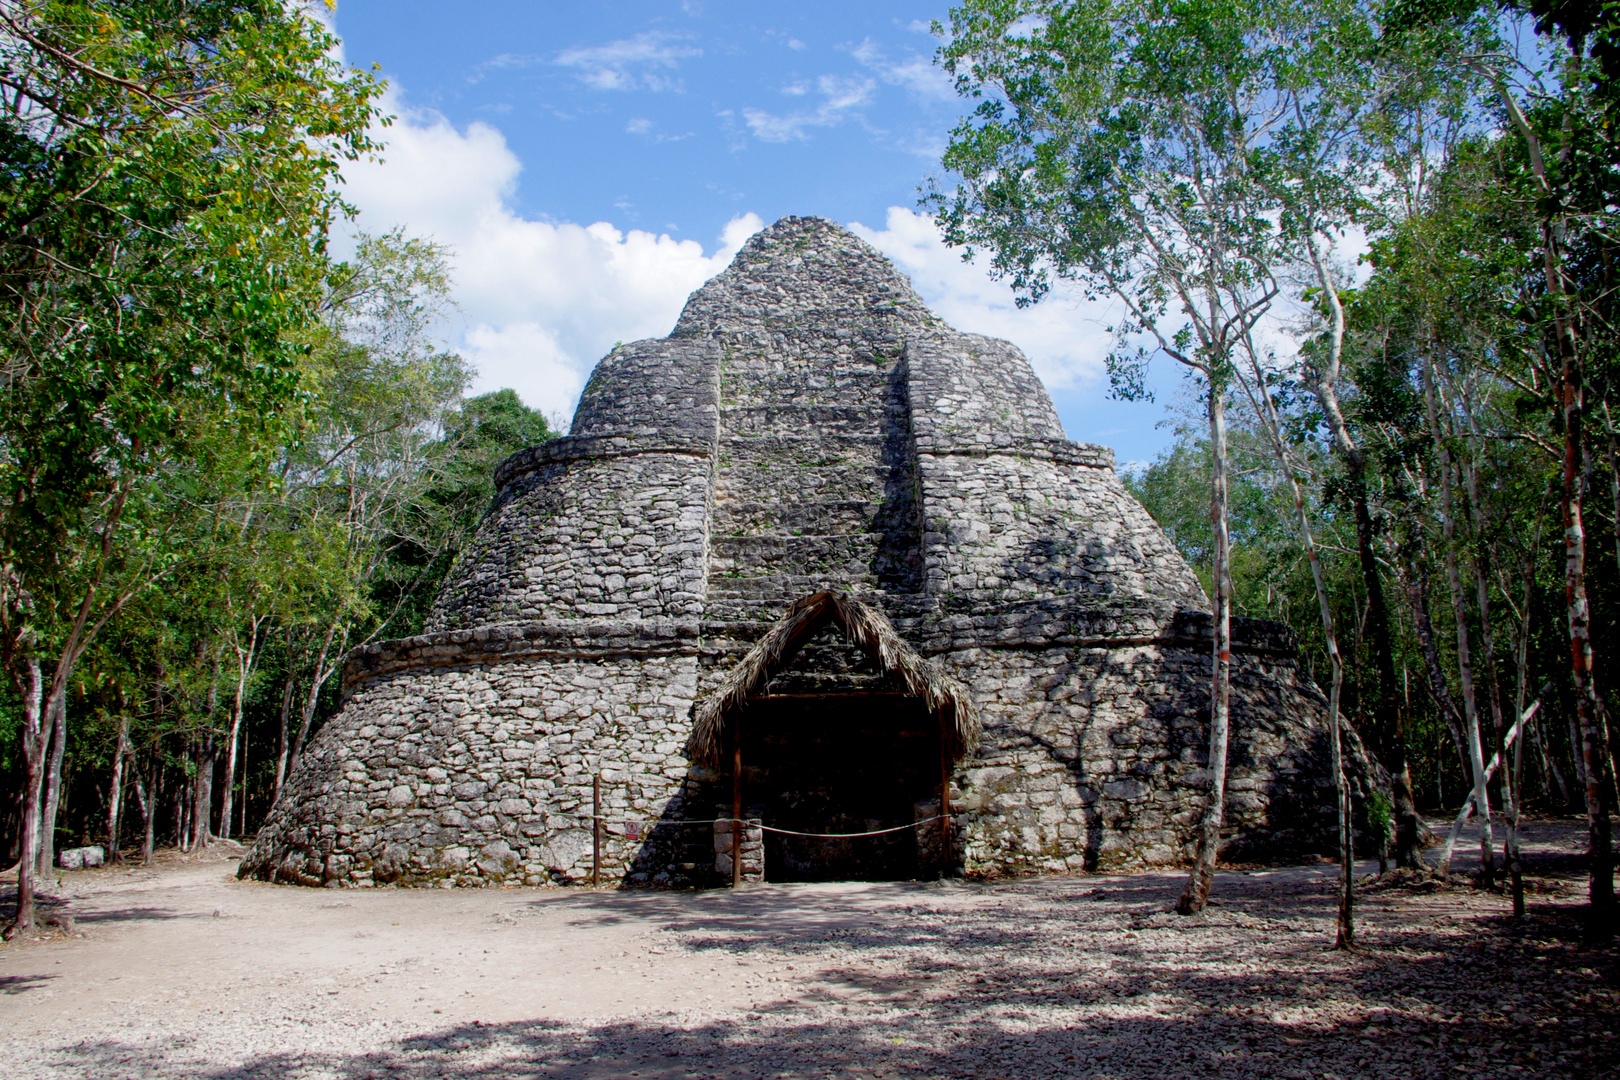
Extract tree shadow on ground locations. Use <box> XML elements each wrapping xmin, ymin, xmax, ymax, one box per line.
<box><xmin>0</xmin><ymin>973</ymin><xmax>55</xmax><ymax>995</ymax></box>
<box><xmin>44</xmin><ymin>867</ymin><xmax>1620</xmax><ymax>1079</ymax></box>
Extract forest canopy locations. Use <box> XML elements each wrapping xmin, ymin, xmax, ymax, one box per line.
<box><xmin>0</xmin><ymin>1</ymin><xmax>554</xmax><ymax>934</ymax></box>
<box><xmin>930</xmin><ymin>0</ymin><xmax>1620</xmax><ymax>933</ymax></box>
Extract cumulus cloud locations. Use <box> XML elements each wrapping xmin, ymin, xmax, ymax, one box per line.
<box><xmin>850</xmin><ymin>207</ymin><xmax>1117</xmax><ymax>391</ymax></box>
<box><xmin>555</xmin><ymin>31</ymin><xmax>700</xmax><ymax>92</ymax></box>
<box><xmin>742</xmin><ymin>74</ymin><xmax>876</xmax><ymax>142</ymax></box>
<box><xmin>339</xmin><ymin>91</ymin><xmax>761</xmax><ymax>419</ymax></box>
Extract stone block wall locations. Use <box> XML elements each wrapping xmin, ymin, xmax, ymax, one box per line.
<box><xmin>427</xmin><ymin>449</ymin><xmax>715</xmax><ymax>631</ymax></box>
<box><xmin>907</xmin><ymin>332</ymin><xmax>1066</xmax><ymax>447</ymax></box>
<box><xmin>244</xmin><ymin>652</ymin><xmax>707</xmax><ymax>888</ymax></box>
<box><xmin>940</xmin><ymin>641</ymin><xmax>1348</xmax><ymax>876</ymax></box>
<box><xmin>242</xmin><ymin>617</ymin><xmax>1358</xmax><ymax>888</ymax></box>
<box><xmin>915</xmin><ymin>451</ymin><xmax>1208</xmax><ymax>611</ymax></box>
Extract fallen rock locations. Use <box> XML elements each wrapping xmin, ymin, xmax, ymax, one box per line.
<box><xmin>58</xmin><ymin>845</ymin><xmax>104</xmax><ymax>870</ymax></box>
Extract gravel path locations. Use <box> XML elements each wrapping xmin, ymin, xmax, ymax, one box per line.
<box><xmin>1</xmin><ymin>819</ymin><xmax>1615</xmax><ymax>1079</ymax></box>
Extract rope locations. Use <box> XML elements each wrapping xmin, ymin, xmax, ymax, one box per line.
<box><xmin>757</xmin><ymin>817</ymin><xmax>940</xmax><ymax>838</ymax></box>
<box><xmin>586</xmin><ymin>815</ymin><xmax>942</xmax><ymax>839</ymax></box>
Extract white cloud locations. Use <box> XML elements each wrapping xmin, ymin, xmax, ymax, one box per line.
<box><xmin>849</xmin><ymin>39</ymin><xmax>955</xmax><ymax>102</ymax></box>
<box><xmin>850</xmin><ymin>207</ymin><xmax>1116</xmax><ymax>391</ymax></box>
<box><xmin>339</xmin><ymin>90</ymin><xmax>762</xmax><ymax>419</ymax></box>
<box><xmin>742</xmin><ymin>74</ymin><xmax>875</xmax><ymax>141</ymax></box>
<box><xmin>555</xmin><ymin>31</ymin><xmax>700</xmax><ymax>93</ymax></box>
<box><xmin>467</xmin><ymin>52</ymin><xmax>542</xmax><ymax>84</ymax></box>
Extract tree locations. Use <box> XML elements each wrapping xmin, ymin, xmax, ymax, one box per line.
<box><xmin>0</xmin><ymin>0</ymin><xmax>380</xmax><ymax>935</ymax></box>
<box><xmin>928</xmin><ymin>0</ymin><xmax>1374</xmax><ymax>915</ymax></box>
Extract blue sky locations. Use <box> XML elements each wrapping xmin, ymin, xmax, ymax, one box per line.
<box><xmin>331</xmin><ymin>0</ymin><xmax>1184</xmax><ymax>464</ymax></box>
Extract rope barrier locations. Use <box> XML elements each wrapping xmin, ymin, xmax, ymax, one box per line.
<box><xmin>586</xmin><ymin>814</ymin><xmax>941</xmax><ymax>839</ymax></box>
<box><xmin>756</xmin><ymin>817</ymin><xmax>940</xmax><ymax>839</ymax></box>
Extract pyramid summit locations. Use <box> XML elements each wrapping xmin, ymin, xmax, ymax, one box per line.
<box><xmin>243</xmin><ymin>215</ymin><xmax>1362</xmax><ymax>888</ymax></box>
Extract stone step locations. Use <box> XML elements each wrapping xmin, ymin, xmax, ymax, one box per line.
<box><xmin>709</xmin><ymin>534</ymin><xmax>882</xmax><ymax>582</ymax></box>
<box><xmin>716</xmin><ymin>432</ymin><xmax>890</xmax><ymax>456</ymax></box>
<box><xmin>711</xmin><ymin>499</ymin><xmax>886</xmax><ymax>537</ymax></box>
<box><xmin>713</xmin><ymin>468</ymin><xmax>898</xmax><ymax>506</ymax></box>
<box><xmin>716</xmin><ymin>404</ymin><xmax>901</xmax><ymax>437</ymax></box>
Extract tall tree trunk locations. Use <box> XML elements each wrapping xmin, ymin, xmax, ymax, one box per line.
<box><xmin>218</xmin><ymin>722</ymin><xmax>240</xmax><ymax>843</ymax></box>
<box><xmin>5</xmin><ymin>658</ymin><xmax>45</xmax><ymax>937</ymax></box>
<box><xmin>272</xmin><ymin>672</ymin><xmax>296</xmax><ymax>802</ymax></box>
<box><xmin>1425</xmin><ymin>361</ymin><xmax>1494</xmax><ymax>885</ymax></box>
<box><xmin>193</xmin><ymin>732</ymin><xmax>216</xmax><ymax>852</ymax></box>
<box><xmin>1302</xmin><ymin>241</ymin><xmax>1420</xmax><ymax>869</ymax></box>
<box><xmin>217</xmin><ymin>617</ymin><xmax>262</xmax><ymax>841</ymax></box>
<box><xmin>1178</xmin><ymin>383</ymin><xmax>1232</xmax><ymax>916</ymax></box>
<box><xmin>128</xmin><ymin>755</ymin><xmax>153</xmax><ymax>866</ymax></box>
<box><xmin>175</xmin><ymin>766</ymin><xmax>190</xmax><ymax>854</ymax></box>
<box><xmin>287</xmin><ymin>617</ymin><xmax>342</xmax><ymax>783</ymax></box>
<box><xmin>36</xmin><ymin>692</ymin><xmax>67</xmax><ymax>877</ymax></box>
<box><xmin>1497</xmin><ymin>62</ymin><xmax>1612</xmax><ymax>938</ymax></box>
<box><xmin>238</xmin><ymin>707</ymin><xmax>250</xmax><ymax>838</ymax></box>
<box><xmin>1561</xmin><ymin>335</ymin><xmax>1613</xmax><ymax>938</ymax></box>
<box><xmin>106</xmin><ymin>713</ymin><xmax>130</xmax><ymax>862</ymax></box>
<box><xmin>1236</xmin><ymin>338</ymin><xmax>1352</xmax><ymax>942</ymax></box>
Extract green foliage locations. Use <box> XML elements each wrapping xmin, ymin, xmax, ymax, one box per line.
<box><xmin>1124</xmin><ymin>427</ymin><xmax>1318</xmax><ymax>621</ymax></box>
<box><xmin>929</xmin><ymin>0</ymin><xmax>1392</xmax><ymax>393</ymax></box>
<box><xmin>0</xmin><ymin>0</ymin><xmax>383</xmax><ymax>680</ymax></box>
<box><xmin>953</xmin><ymin>0</ymin><xmax>1620</xmax><ymax>821</ymax></box>
<box><xmin>1365</xmin><ymin>788</ymin><xmax>1395</xmax><ymax>847</ymax></box>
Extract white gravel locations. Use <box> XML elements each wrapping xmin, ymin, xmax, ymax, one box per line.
<box><xmin>0</xmin><ymin>819</ymin><xmax>1614</xmax><ymax>1079</ymax></box>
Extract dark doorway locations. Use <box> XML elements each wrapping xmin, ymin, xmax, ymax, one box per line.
<box><xmin>735</xmin><ymin>692</ymin><xmax>942</xmax><ymax>882</ymax></box>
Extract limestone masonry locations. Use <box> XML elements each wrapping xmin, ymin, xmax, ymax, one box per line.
<box><xmin>242</xmin><ymin>216</ymin><xmax>1369</xmax><ymax>889</ymax></box>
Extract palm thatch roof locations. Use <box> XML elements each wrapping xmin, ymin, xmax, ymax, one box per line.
<box><xmin>687</xmin><ymin>590</ymin><xmax>981</xmax><ymax>770</ymax></box>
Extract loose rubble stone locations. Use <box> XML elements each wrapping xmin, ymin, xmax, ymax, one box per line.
<box><xmin>58</xmin><ymin>846</ymin><xmax>104</xmax><ymax>870</ymax></box>
<box><xmin>242</xmin><ymin>216</ymin><xmax>1377</xmax><ymax>890</ymax></box>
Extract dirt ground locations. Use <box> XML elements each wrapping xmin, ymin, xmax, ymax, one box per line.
<box><xmin>0</xmin><ymin>819</ymin><xmax>1616</xmax><ymax>1080</ymax></box>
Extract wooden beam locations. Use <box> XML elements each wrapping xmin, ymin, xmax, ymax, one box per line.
<box><xmin>742</xmin><ymin>692</ymin><xmax>916</xmax><ymax>701</ymax></box>
<box><xmin>731</xmin><ymin>718</ymin><xmax>743</xmax><ymax>888</ymax></box>
<box><xmin>939</xmin><ymin>708</ymin><xmax>952</xmax><ymax>875</ymax></box>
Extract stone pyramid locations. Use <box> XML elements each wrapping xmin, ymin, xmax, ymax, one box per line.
<box><xmin>243</xmin><ymin>216</ymin><xmax>1361</xmax><ymax>888</ymax></box>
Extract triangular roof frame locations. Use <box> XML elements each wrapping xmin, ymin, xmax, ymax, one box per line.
<box><xmin>687</xmin><ymin>590</ymin><xmax>981</xmax><ymax>770</ymax></box>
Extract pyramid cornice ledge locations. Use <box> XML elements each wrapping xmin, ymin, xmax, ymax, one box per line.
<box><xmin>343</xmin><ymin>606</ymin><xmax>1297</xmax><ymax>697</ymax></box>
<box><xmin>492</xmin><ymin>434</ymin><xmax>715</xmax><ymax>491</ymax></box>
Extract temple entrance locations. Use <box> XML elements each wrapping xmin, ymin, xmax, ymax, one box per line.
<box><xmin>688</xmin><ymin>590</ymin><xmax>979</xmax><ymax>888</ymax></box>
<box><xmin>735</xmin><ymin>693</ymin><xmax>942</xmax><ymax>882</ymax></box>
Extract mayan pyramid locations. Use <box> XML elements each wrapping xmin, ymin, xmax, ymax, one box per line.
<box><xmin>242</xmin><ymin>216</ymin><xmax>1357</xmax><ymax>888</ymax></box>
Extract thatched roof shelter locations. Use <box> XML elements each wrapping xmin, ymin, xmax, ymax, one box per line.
<box><xmin>687</xmin><ymin>590</ymin><xmax>981</xmax><ymax>770</ymax></box>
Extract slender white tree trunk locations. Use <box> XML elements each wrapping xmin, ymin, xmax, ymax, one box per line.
<box><xmin>36</xmin><ymin>693</ymin><xmax>66</xmax><ymax>877</ymax></box>
<box><xmin>128</xmin><ymin>756</ymin><xmax>154</xmax><ymax>866</ymax></box>
<box><xmin>1178</xmin><ymin>381</ymin><xmax>1232</xmax><ymax>916</ymax></box>
<box><xmin>106</xmin><ymin>714</ymin><xmax>130</xmax><ymax>861</ymax></box>
<box><xmin>6</xmin><ymin>659</ymin><xmax>45</xmax><ymax>937</ymax></box>
<box><xmin>1234</xmin><ymin>345</ymin><xmax>1352</xmax><ymax>945</ymax></box>
<box><xmin>272</xmin><ymin>672</ymin><xmax>296</xmax><ymax>802</ymax></box>
<box><xmin>1424</xmin><ymin>359</ymin><xmax>1493</xmax><ymax>883</ymax></box>
<box><xmin>218</xmin><ymin>621</ymin><xmax>262</xmax><ymax>841</ymax></box>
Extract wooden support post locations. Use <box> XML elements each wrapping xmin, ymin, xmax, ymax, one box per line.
<box><xmin>592</xmin><ymin>773</ymin><xmax>601</xmax><ymax>888</ymax></box>
<box><xmin>939</xmin><ymin>710</ymin><xmax>952</xmax><ymax>875</ymax></box>
<box><xmin>731</xmin><ymin>721</ymin><xmax>743</xmax><ymax>888</ymax></box>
